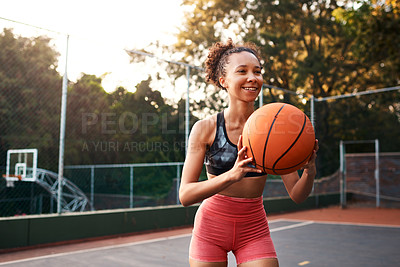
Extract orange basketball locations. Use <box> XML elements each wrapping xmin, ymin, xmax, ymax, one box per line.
<box><xmin>242</xmin><ymin>103</ymin><xmax>315</xmax><ymax>175</ymax></box>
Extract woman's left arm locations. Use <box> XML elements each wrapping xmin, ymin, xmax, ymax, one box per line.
<box><xmin>281</xmin><ymin>140</ymin><xmax>319</xmax><ymax>204</ymax></box>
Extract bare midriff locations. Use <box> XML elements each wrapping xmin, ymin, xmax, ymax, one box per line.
<box><xmin>207</xmin><ymin>174</ymin><xmax>268</xmax><ymax>198</ymax></box>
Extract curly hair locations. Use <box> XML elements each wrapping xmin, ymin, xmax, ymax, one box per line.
<box><xmin>205</xmin><ymin>38</ymin><xmax>262</xmax><ymax>90</ymax></box>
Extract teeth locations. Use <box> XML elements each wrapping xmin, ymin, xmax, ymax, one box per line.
<box><xmin>243</xmin><ymin>87</ymin><xmax>257</xmax><ymax>91</ymax></box>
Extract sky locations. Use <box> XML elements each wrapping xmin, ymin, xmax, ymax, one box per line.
<box><xmin>0</xmin><ymin>0</ymin><xmax>188</xmax><ymax>98</ymax></box>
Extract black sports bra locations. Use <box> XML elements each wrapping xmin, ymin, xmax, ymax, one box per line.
<box><xmin>204</xmin><ymin>111</ymin><xmax>265</xmax><ymax>177</ymax></box>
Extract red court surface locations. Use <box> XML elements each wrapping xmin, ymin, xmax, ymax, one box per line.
<box><xmin>267</xmin><ymin>205</ymin><xmax>400</xmax><ymax>227</ymax></box>
<box><xmin>1</xmin><ymin>205</ymin><xmax>399</xmax><ymax>266</ymax></box>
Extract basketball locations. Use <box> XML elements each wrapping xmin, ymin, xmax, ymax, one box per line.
<box><xmin>242</xmin><ymin>102</ymin><xmax>315</xmax><ymax>175</ymax></box>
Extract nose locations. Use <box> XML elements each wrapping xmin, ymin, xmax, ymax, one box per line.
<box><xmin>247</xmin><ymin>72</ymin><xmax>257</xmax><ymax>82</ymax></box>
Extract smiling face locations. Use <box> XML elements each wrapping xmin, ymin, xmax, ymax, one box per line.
<box><xmin>219</xmin><ymin>51</ymin><xmax>263</xmax><ymax>103</ymax></box>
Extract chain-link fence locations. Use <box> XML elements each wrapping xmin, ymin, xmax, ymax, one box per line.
<box><xmin>64</xmin><ymin>162</ymin><xmax>185</xmax><ymax>211</ymax></box>
<box><xmin>1</xmin><ymin>17</ymin><xmax>399</xmax><ymax>218</ymax></box>
<box><xmin>0</xmin><ymin>19</ymin><xmax>189</xmax><ymax>217</ymax></box>
<box><xmin>0</xmin><ymin>20</ymin><xmax>66</xmax><ymax>216</ymax></box>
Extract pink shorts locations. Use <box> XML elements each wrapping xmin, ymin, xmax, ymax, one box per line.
<box><xmin>189</xmin><ymin>194</ymin><xmax>277</xmax><ymax>264</ymax></box>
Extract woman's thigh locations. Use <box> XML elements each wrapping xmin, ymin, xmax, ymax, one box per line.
<box><xmin>238</xmin><ymin>258</ymin><xmax>279</xmax><ymax>267</ymax></box>
<box><xmin>189</xmin><ymin>258</ymin><xmax>228</xmax><ymax>267</ymax></box>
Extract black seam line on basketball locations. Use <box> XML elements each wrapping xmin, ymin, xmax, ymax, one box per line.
<box><xmin>254</xmin><ymin>151</ymin><xmax>311</xmax><ymax>171</ymax></box>
<box><xmin>245</xmin><ymin>116</ymin><xmax>257</xmax><ymax>168</ymax></box>
<box><xmin>247</xmin><ymin>134</ymin><xmax>257</xmax><ymax>169</ymax></box>
<box><xmin>262</xmin><ymin>104</ymin><xmax>287</xmax><ymax>173</ymax></box>
<box><xmin>272</xmin><ymin>114</ymin><xmax>307</xmax><ymax>172</ymax></box>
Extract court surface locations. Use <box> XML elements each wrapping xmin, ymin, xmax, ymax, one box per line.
<box><xmin>1</xmin><ymin>206</ymin><xmax>399</xmax><ymax>266</ymax></box>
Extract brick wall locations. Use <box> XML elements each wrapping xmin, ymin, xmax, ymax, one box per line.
<box><xmin>262</xmin><ymin>152</ymin><xmax>400</xmax><ymax>207</ymax></box>
<box><xmin>346</xmin><ymin>152</ymin><xmax>400</xmax><ymax>206</ymax></box>
<box><xmin>263</xmin><ymin>170</ymin><xmax>341</xmax><ymax>198</ymax></box>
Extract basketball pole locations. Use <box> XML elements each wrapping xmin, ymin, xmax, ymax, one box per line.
<box><xmin>130</xmin><ymin>166</ymin><xmax>134</xmax><ymax>208</ymax></box>
<box><xmin>339</xmin><ymin>140</ymin><xmax>346</xmax><ymax>208</ymax></box>
<box><xmin>375</xmin><ymin>139</ymin><xmax>380</xmax><ymax>208</ymax></box>
<box><xmin>185</xmin><ymin>66</ymin><xmax>190</xmax><ymax>156</ymax></box>
<box><xmin>57</xmin><ymin>34</ymin><xmax>69</xmax><ymax>214</ymax></box>
<box><xmin>90</xmin><ymin>166</ymin><xmax>95</xmax><ymax>211</ymax></box>
<box><xmin>310</xmin><ymin>95</ymin><xmax>318</xmax><ymax>207</ymax></box>
<box><xmin>310</xmin><ymin>95</ymin><xmax>314</xmax><ymax>129</ymax></box>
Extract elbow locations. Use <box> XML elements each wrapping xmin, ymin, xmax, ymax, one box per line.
<box><xmin>289</xmin><ymin>192</ymin><xmax>307</xmax><ymax>204</ymax></box>
<box><xmin>180</xmin><ymin>201</ymin><xmax>191</xmax><ymax>207</ymax></box>
<box><xmin>179</xmin><ymin>197</ymin><xmax>190</xmax><ymax>207</ymax></box>
<box><xmin>288</xmin><ymin>186</ymin><xmax>312</xmax><ymax>204</ymax></box>
<box><xmin>291</xmin><ymin>195</ymin><xmax>307</xmax><ymax>204</ymax></box>
<box><xmin>292</xmin><ymin>197</ymin><xmax>304</xmax><ymax>204</ymax></box>
<box><xmin>179</xmin><ymin>190</ymin><xmax>192</xmax><ymax>207</ymax></box>
<box><xmin>180</xmin><ymin>198</ymin><xmax>194</xmax><ymax>207</ymax></box>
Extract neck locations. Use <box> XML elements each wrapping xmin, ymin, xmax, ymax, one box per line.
<box><xmin>225</xmin><ymin>100</ymin><xmax>255</xmax><ymax>124</ymax></box>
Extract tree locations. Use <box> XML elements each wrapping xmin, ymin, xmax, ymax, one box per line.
<box><xmin>65</xmin><ymin>74</ymin><xmax>189</xmax><ymax>166</ymax></box>
<box><xmin>170</xmin><ymin>0</ymin><xmax>400</xmax><ymax>176</ymax></box>
<box><xmin>326</xmin><ymin>0</ymin><xmax>400</xmax><ymax>159</ymax></box>
<box><xmin>111</xmin><ymin>78</ymin><xmax>187</xmax><ymax>163</ymax></box>
<box><xmin>173</xmin><ymin>1</ymin><xmax>362</xmax><ymax>109</ymax></box>
<box><xmin>334</xmin><ymin>0</ymin><xmax>400</xmax><ymax>86</ymax></box>
<box><xmin>65</xmin><ymin>74</ymin><xmax>112</xmax><ymax>165</ymax></box>
<box><xmin>0</xmin><ymin>28</ymin><xmax>62</xmax><ymax>171</ymax></box>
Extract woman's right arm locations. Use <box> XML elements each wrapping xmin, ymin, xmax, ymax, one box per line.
<box><xmin>179</xmin><ymin>120</ymin><xmax>259</xmax><ymax>207</ymax></box>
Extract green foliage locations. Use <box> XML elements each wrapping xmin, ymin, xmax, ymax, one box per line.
<box><xmin>335</xmin><ymin>1</ymin><xmax>400</xmax><ymax>85</ymax></box>
<box><xmin>169</xmin><ymin>0</ymin><xmax>400</xmax><ymax>176</ymax></box>
<box><xmin>0</xmin><ymin>29</ymin><xmax>189</xmax><ymax>201</ymax></box>
<box><xmin>0</xmin><ymin>28</ymin><xmax>62</xmax><ymax>171</ymax></box>
<box><xmin>63</xmin><ymin>75</ymin><xmax>187</xmax><ymax>166</ymax></box>
<box><xmin>1</xmin><ymin>0</ymin><xmax>399</xmax><ymax>184</ymax></box>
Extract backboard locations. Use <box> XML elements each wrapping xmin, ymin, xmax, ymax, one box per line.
<box><xmin>4</xmin><ymin>149</ymin><xmax>38</xmax><ymax>187</ymax></box>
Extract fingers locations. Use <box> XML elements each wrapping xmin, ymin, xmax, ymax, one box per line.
<box><xmin>237</xmin><ymin>142</ymin><xmax>254</xmax><ymax>162</ymax></box>
<box><xmin>308</xmin><ymin>139</ymin><xmax>319</xmax><ymax>160</ymax></box>
<box><xmin>237</xmin><ymin>142</ymin><xmax>246</xmax><ymax>156</ymax></box>
<box><xmin>237</xmin><ymin>147</ymin><xmax>263</xmax><ymax>173</ymax></box>
<box><xmin>234</xmin><ymin>136</ymin><xmax>263</xmax><ymax>175</ymax></box>
<box><xmin>239</xmin><ymin>156</ymin><xmax>254</xmax><ymax>166</ymax></box>
<box><xmin>237</xmin><ymin>157</ymin><xmax>263</xmax><ymax>174</ymax></box>
<box><xmin>237</xmin><ymin>135</ymin><xmax>243</xmax><ymax>151</ymax></box>
<box><xmin>314</xmin><ymin>139</ymin><xmax>319</xmax><ymax>152</ymax></box>
<box><xmin>237</xmin><ymin>137</ymin><xmax>250</xmax><ymax>160</ymax></box>
<box><xmin>310</xmin><ymin>139</ymin><xmax>319</xmax><ymax>161</ymax></box>
<box><xmin>302</xmin><ymin>139</ymin><xmax>319</xmax><ymax>170</ymax></box>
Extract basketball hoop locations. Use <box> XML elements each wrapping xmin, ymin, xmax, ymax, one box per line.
<box><xmin>2</xmin><ymin>174</ymin><xmax>23</xmax><ymax>180</ymax></box>
<box><xmin>2</xmin><ymin>174</ymin><xmax>23</xmax><ymax>187</ymax></box>
<box><xmin>4</xmin><ymin>149</ymin><xmax>38</xmax><ymax>186</ymax></box>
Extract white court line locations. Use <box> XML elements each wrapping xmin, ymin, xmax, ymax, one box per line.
<box><xmin>274</xmin><ymin>218</ymin><xmax>400</xmax><ymax>229</ymax></box>
<box><xmin>305</xmin><ymin>220</ymin><xmax>400</xmax><ymax>228</ymax></box>
<box><xmin>0</xmin><ymin>221</ymin><xmax>314</xmax><ymax>265</ymax></box>
<box><xmin>270</xmin><ymin>221</ymin><xmax>314</xmax><ymax>232</ymax></box>
<box><xmin>9</xmin><ymin>219</ymin><xmax>395</xmax><ymax>266</ymax></box>
<box><xmin>1</xmin><ymin>221</ymin><xmax>316</xmax><ymax>265</ymax></box>
<box><xmin>0</xmin><ymin>233</ymin><xmax>192</xmax><ymax>266</ymax></box>
<box><xmin>267</xmin><ymin>218</ymin><xmax>287</xmax><ymax>223</ymax></box>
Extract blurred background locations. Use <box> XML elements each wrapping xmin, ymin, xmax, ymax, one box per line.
<box><xmin>1</xmin><ymin>0</ymin><xmax>399</xmax><ymax>217</ymax></box>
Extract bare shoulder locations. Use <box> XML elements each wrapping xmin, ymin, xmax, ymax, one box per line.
<box><xmin>190</xmin><ymin>114</ymin><xmax>217</xmax><ymax>146</ymax></box>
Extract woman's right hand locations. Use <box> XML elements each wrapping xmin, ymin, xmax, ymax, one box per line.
<box><xmin>229</xmin><ymin>135</ymin><xmax>263</xmax><ymax>182</ymax></box>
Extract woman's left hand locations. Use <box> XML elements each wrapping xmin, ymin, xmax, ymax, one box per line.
<box><xmin>302</xmin><ymin>139</ymin><xmax>319</xmax><ymax>172</ymax></box>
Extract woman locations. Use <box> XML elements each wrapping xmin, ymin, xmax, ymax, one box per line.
<box><xmin>179</xmin><ymin>39</ymin><xmax>318</xmax><ymax>267</ymax></box>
